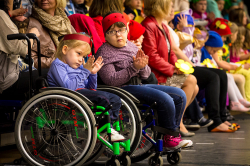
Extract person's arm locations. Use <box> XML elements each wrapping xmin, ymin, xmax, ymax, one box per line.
<box><xmin>139</xmin><ymin>65</ymin><xmax>151</xmax><ymax>79</ymax></box>
<box><xmin>211</xmin><ymin>52</ymin><xmax>237</xmax><ymax>70</ymax></box>
<box><xmin>0</xmin><ymin>11</ymin><xmax>27</xmax><ymax>57</ymax></box>
<box><xmin>49</xmin><ymin>63</ymin><xmax>92</xmax><ymax>90</ymax></box>
<box><xmin>98</xmin><ymin>62</ymin><xmax>140</xmax><ymax>87</ymax></box>
<box><xmin>142</xmin><ymin>26</ymin><xmax>176</xmax><ymax>77</ymax></box>
<box><xmin>239</xmin><ymin>52</ymin><xmax>250</xmax><ymax>61</ymax></box>
<box><xmin>167</xmin><ymin>26</ymin><xmax>194</xmax><ymax>65</ymax></box>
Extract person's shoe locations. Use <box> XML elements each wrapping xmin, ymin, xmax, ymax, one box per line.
<box><xmin>163</xmin><ymin>134</ymin><xmax>189</xmax><ymax>150</ymax></box>
<box><xmin>230</xmin><ymin>101</ymin><xmax>249</xmax><ymax>112</ymax></box>
<box><xmin>184</xmin><ymin>121</ymin><xmax>200</xmax><ymax>129</ymax></box>
<box><xmin>180</xmin><ymin>131</ymin><xmax>195</xmax><ymax>137</ymax></box>
<box><xmin>183</xmin><ymin>139</ymin><xmax>193</xmax><ymax>148</ymax></box>
<box><xmin>198</xmin><ymin>117</ymin><xmax>214</xmax><ymax>128</ymax></box>
<box><xmin>101</xmin><ymin>128</ymin><xmax>126</xmax><ymax>142</ymax></box>
<box><xmin>110</xmin><ymin>128</ymin><xmax>126</xmax><ymax>142</ymax></box>
<box><xmin>239</xmin><ymin>99</ymin><xmax>250</xmax><ymax>108</ymax></box>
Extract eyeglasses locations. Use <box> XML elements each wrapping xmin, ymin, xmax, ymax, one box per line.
<box><xmin>106</xmin><ymin>27</ymin><xmax>127</xmax><ymax>36</ymax></box>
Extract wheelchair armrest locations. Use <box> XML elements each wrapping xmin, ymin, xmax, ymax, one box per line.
<box><xmin>35</xmin><ymin>76</ymin><xmax>49</xmax><ymax>90</ymax></box>
<box><xmin>39</xmin><ymin>87</ymin><xmax>94</xmax><ymax>106</ymax></box>
<box><xmin>97</xmin><ymin>85</ymin><xmax>140</xmax><ymax>103</ymax></box>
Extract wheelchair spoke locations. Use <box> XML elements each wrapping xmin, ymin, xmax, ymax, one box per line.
<box><xmin>58</xmin><ymin>136</ymin><xmax>76</xmax><ymax>160</ymax></box>
<box><xmin>58</xmin><ymin>134</ymin><xmax>83</xmax><ymax>152</ymax></box>
<box><xmin>59</xmin><ymin>133</ymin><xmax>87</xmax><ymax>140</ymax></box>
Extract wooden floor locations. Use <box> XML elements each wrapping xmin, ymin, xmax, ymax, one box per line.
<box><xmin>1</xmin><ymin>112</ymin><xmax>250</xmax><ymax>166</ymax></box>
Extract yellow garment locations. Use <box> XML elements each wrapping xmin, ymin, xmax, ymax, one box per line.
<box><xmin>133</xmin><ymin>9</ymin><xmax>144</xmax><ymax>23</ymax></box>
<box><xmin>234</xmin><ymin>68</ymin><xmax>250</xmax><ymax>101</ymax></box>
<box><xmin>176</xmin><ymin>32</ymin><xmax>194</xmax><ymax>50</ymax></box>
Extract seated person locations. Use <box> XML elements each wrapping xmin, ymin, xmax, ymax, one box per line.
<box><xmin>124</xmin><ymin>0</ymin><xmax>144</xmax><ymax>23</ymax></box>
<box><xmin>0</xmin><ymin>0</ymin><xmax>47</xmax><ymax>99</ymax></box>
<box><xmin>47</xmin><ymin>33</ymin><xmax>125</xmax><ymax>141</ymax></box>
<box><xmin>65</xmin><ymin>0</ymin><xmax>88</xmax><ymax>16</ymax></box>
<box><xmin>96</xmin><ymin>11</ymin><xmax>192</xmax><ymax>149</ymax></box>
<box><xmin>27</xmin><ymin>0</ymin><xmax>75</xmax><ymax>69</ymax></box>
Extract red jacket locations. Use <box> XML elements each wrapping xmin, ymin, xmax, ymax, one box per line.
<box><xmin>68</xmin><ymin>14</ymin><xmax>103</xmax><ymax>53</ymax></box>
<box><xmin>91</xmin><ymin>16</ymin><xmax>106</xmax><ymax>43</ymax></box>
<box><xmin>141</xmin><ymin>16</ymin><xmax>177</xmax><ymax>83</ymax></box>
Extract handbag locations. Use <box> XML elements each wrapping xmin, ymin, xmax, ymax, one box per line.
<box><xmin>141</xmin><ymin>72</ymin><xmax>158</xmax><ymax>84</ymax></box>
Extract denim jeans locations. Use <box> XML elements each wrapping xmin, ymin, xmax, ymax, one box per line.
<box><xmin>121</xmin><ymin>84</ymin><xmax>187</xmax><ymax>131</ymax></box>
<box><xmin>76</xmin><ymin>89</ymin><xmax>122</xmax><ymax>120</ymax></box>
<box><xmin>185</xmin><ymin>98</ymin><xmax>204</xmax><ymax>122</ymax></box>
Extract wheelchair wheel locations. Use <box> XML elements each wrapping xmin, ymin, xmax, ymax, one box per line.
<box><xmin>15</xmin><ymin>90</ymin><xmax>97</xmax><ymax>166</ymax></box>
<box><xmin>131</xmin><ymin>115</ymin><xmax>155</xmax><ymax>163</ymax></box>
<box><xmin>85</xmin><ymin>97</ymin><xmax>142</xmax><ymax>165</ymax></box>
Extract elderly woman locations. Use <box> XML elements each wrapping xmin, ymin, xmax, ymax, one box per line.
<box><xmin>0</xmin><ymin>0</ymin><xmax>42</xmax><ymax>98</ymax></box>
<box><xmin>142</xmin><ymin>0</ymin><xmax>233</xmax><ymax>133</ymax></box>
<box><xmin>27</xmin><ymin>0</ymin><xmax>75</xmax><ymax>69</ymax></box>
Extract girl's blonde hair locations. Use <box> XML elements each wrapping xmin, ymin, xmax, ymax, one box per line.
<box><xmin>55</xmin><ymin>33</ymin><xmax>91</xmax><ymax>60</ymax></box>
<box><xmin>229</xmin><ymin>8</ymin><xmax>246</xmax><ymax>26</ymax></box>
<box><xmin>231</xmin><ymin>25</ymin><xmax>245</xmax><ymax>56</ymax></box>
<box><xmin>144</xmin><ymin>0</ymin><xmax>172</xmax><ymax>19</ymax></box>
<box><xmin>243</xmin><ymin>29</ymin><xmax>250</xmax><ymax>50</ymax></box>
<box><xmin>229</xmin><ymin>22</ymin><xmax>238</xmax><ymax>34</ymax></box>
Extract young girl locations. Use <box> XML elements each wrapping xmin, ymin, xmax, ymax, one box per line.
<box><xmin>229</xmin><ymin>8</ymin><xmax>248</xmax><ymax>26</ymax></box>
<box><xmin>47</xmin><ymin>33</ymin><xmax>125</xmax><ymax>141</ymax></box>
<box><xmin>230</xmin><ymin>24</ymin><xmax>250</xmax><ymax>102</ymax></box>
<box><xmin>191</xmin><ymin>0</ymin><xmax>212</xmax><ymax>26</ymax></box>
<box><xmin>242</xmin><ymin>26</ymin><xmax>250</xmax><ymax>60</ymax></box>
<box><xmin>96</xmin><ymin>12</ymin><xmax>192</xmax><ymax>149</ymax></box>
<box><xmin>216</xmin><ymin>0</ymin><xmax>225</xmax><ymax>18</ymax></box>
<box><xmin>124</xmin><ymin>0</ymin><xmax>144</xmax><ymax>22</ymax></box>
<box><xmin>208</xmin><ymin>19</ymin><xmax>250</xmax><ymax>111</ymax></box>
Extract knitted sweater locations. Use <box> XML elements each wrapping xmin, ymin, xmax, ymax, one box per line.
<box><xmin>96</xmin><ymin>41</ymin><xmax>151</xmax><ymax>87</ymax></box>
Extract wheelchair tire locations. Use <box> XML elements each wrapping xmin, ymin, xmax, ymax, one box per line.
<box><xmin>15</xmin><ymin>90</ymin><xmax>97</xmax><ymax>166</ymax></box>
<box><xmin>84</xmin><ymin>97</ymin><xmax>142</xmax><ymax>165</ymax></box>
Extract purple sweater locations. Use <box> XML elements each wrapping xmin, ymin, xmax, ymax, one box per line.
<box><xmin>96</xmin><ymin>41</ymin><xmax>151</xmax><ymax>87</ymax></box>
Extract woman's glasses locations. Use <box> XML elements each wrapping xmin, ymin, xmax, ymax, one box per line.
<box><xmin>106</xmin><ymin>27</ymin><xmax>127</xmax><ymax>36</ymax></box>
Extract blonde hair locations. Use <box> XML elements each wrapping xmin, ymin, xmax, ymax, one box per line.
<box><xmin>229</xmin><ymin>22</ymin><xmax>238</xmax><ymax>34</ymax></box>
<box><xmin>55</xmin><ymin>34</ymin><xmax>91</xmax><ymax>60</ymax></box>
<box><xmin>232</xmin><ymin>26</ymin><xmax>245</xmax><ymax>54</ymax></box>
<box><xmin>35</xmin><ymin>0</ymin><xmax>67</xmax><ymax>9</ymax></box>
<box><xmin>144</xmin><ymin>0</ymin><xmax>172</xmax><ymax>18</ymax></box>
<box><xmin>243</xmin><ymin>29</ymin><xmax>250</xmax><ymax>50</ymax></box>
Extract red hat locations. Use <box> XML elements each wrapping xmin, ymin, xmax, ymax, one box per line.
<box><xmin>63</xmin><ymin>34</ymin><xmax>92</xmax><ymax>47</ymax></box>
<box><xmin>102</xmin><ymin>13</ymin><xmax>127</xmax><ymax>33</ymax></box>
<box><xmin>129</xmin><ymin>20</ymin><xmax>146</xmax><ymax>40</ymax></box>
<box><xmin>209</xmin><ymin>18</ymin><xmax>232</xmax><ymax>36</ymax></box>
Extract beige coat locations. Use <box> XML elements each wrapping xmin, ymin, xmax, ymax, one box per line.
<box><xmin>27</xmin><ymin>17</ymin><xmax>76</xmax><ymax>69</ymax></box>
<box><xmin>173</xmin><ymin>0</ymin><xmax>190</xmax><ymax>12</ymax></box>
<box><xmin>0</xmin><ymin>10</ymin><xmax>27</xmax><ymax>93</ymax></box>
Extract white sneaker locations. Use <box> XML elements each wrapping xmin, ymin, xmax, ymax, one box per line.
<box><xmin>111</xmin><ymin>128</ymin><xmax>125</xmax><ymax>142</ymax></box>
<box><xmin>182</xmin><ymin>140</ymin><xmax>193</xmax><ymax>148</ymax></box>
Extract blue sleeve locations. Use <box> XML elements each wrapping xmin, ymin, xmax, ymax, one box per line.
<box><xmin>201</xmin><ymin>47</ymin><xmax>212</xmax><ymax>63</ymax></box>
<box><xmin>49</xmin><ymin>63</ymin><xmax>91</xmax><ymax>91</ymax></box>
<box><xmin>85</xmin><ymin>74</ymin><xmax>98</xmax><ymax>89</ymax></box>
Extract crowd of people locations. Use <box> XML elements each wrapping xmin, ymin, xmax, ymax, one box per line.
<box><xmin>1</xmin><ymin>0</ymin><xmax>250</xmax><ymax>150</ymax></box>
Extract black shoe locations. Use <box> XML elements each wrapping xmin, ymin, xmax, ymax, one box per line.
<box><xmin>198</xmin><ymin>117</ymin><xmax>214</xmax><ymax>128</ymax></box>
<box><xmin>184</xmin><ymin>118</ymin><xmax>200</xmax><ymax>129</ymax></box>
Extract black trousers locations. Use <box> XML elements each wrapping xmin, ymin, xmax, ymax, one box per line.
<box><xmin>192</xmin><ymin>67</ymin><xmax>228</xmax><ymax>131</ymax></box>
<box><xmin>0</xmin><ymin>69</ymin><xmax>49</xmax><ymax>100</ymax></box>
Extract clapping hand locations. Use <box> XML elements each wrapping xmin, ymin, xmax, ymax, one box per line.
<box><xmin>133</xmin><ymin>49</ymin><xmax>148</xmax><ymax>70</ymax></box>
<box><xmin>91</xmin><ymin>56</ymin><xmax>104</xmax><ymax>74</ymax></box>
<box><xmin>177</xmin><ymin>14</ymin><xmax>188</xmax><ymax>30</ymax></box>
<box><xmin>83</xmin><ymin>55</ymin><xmax>95</xmax><ymax>72</ymax></box>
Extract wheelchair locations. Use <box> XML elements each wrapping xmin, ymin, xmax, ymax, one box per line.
<box><xmin>0</xmin><ymin>33</ymin><xmax>142</xmax><ymax>166</ymax></box>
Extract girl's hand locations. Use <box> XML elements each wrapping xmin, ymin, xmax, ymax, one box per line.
<box><xmin>91</xmin><ymin>56</ymin><xmax>104</xmax><ymax>74</ymax></box>
<box><xmin>207</xmin><ymin>12</ymin><xmax>215</xmax><ymax>21</ymax></box>
<box><xmin>177</xmin><ymin>14</ymin><xmax>188</xmax><ymax>30</ymax></box>
<box><xmin>244</xmin><ymin>63</ymin><xmax>250</xmax><ymax>70</ymax></box>
<box><xmin>174</xmin><ymin>67</ymin><xmax>184</xmax><ymax>75</ymax></box>
<box><xmin>83</xmin><ymin>55</ymin><xmax>95</xmax><ymax>72</ymax></box>
<box><xmin>133</xmin><ymin>57</ymin><xmax>147</xmax><ymax>70</ymax></box>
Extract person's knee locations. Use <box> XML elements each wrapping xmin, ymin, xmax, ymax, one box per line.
<box><xmin>195</xmin><ymin>85</ymin><xmax>199</xmax><ymax>95</ymax></box>
<box><xmin>238</xmin><ymin>75</ymin><xmax>246</xmax><ymax>84</ymax></box>
<box><xmin>185</xmin><ymin>75</ymin><xmax>197</xmax><ymax>86</ymax></box>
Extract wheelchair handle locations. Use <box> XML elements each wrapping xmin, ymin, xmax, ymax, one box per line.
<box><xmin>7</xmin><ymin>33</ymin><xmax>33</xmax><ymax>99</ymax></box>
<box><xmin>26</xmin><ymin>33</ymin><xmax>42</xmax><ymax>77</ymax></box>
<box><xmin>7</xmin><ymin>34</ymin><xmax>27</xmax><ymax>40</ymax></box>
